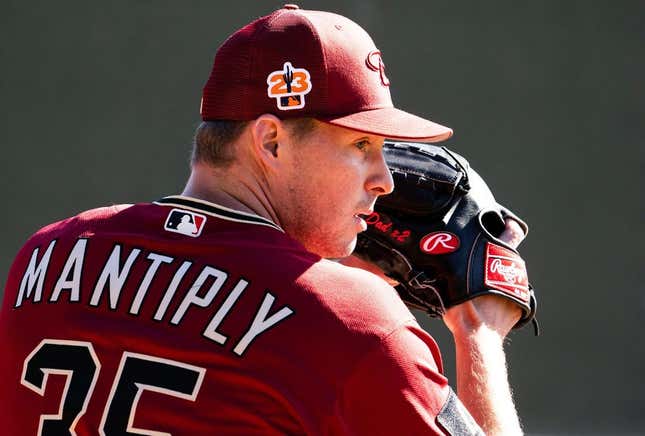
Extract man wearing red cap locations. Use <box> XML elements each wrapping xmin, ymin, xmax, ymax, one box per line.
<box><xmin>1</xmin><ymin>5</ymin><xmax>524</xmax><ymax>435</ymax></box>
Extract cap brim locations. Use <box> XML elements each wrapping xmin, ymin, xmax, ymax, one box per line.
<box><xmin>319</xmin><ymin>107</ymin><xmax>453</xmax><ymax>143</ymax></box>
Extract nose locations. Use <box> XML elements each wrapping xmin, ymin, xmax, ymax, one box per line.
<box><xmin>366</xmin><ymin>150</ymin><xmax>394</xmax><ymax>196</ymax></box>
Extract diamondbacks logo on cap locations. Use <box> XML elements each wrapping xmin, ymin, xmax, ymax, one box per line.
<box><xmin>266</xmin><ymin>62</ymin><xmax>312</xmax><ymax>110</ymax></box>
<box><xmin>366</xmin><ymin>50</ymin><xmax>390</xmax><ymax>86</ymax></box>
<box><xmin>164</xmin><ymin>208</ymin><xmax>206</xmax><ymax>237</ymax></box>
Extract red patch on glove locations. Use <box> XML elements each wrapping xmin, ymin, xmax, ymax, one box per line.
<box><xmin>484</xmin><ymin>243</ymin><xmax>530</xmax><ymax>303</ymax></box>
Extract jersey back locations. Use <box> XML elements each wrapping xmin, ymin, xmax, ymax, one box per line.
<box><xmin>1</xmin><ymin>196</ymin><xmax>449</xmax><ymax>435</ymax></box>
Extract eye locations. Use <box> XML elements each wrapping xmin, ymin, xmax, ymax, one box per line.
<box><xmin>354</xmin><ymin>139</ymin><xmax>370</xmax><ymax>151</ymax></box>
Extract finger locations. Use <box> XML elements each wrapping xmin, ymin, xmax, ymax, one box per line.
<box><xmin>498</xmin><ymin>218</ymin><xmax>525</xmax><ymax>249</ymax></box>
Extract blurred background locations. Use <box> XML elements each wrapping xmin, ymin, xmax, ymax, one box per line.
<box><xmin>1</xmin><ymin>0</ymin><xmax>643</xmax><ymax>434</ymax></box>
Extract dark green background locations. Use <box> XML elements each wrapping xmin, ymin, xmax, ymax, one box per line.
<box><xmin>2</xmin><ymin>1</ymin><xmax>643</xmax><ymax>434</ymax></box>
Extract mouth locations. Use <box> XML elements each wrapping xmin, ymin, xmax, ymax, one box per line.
<box><xmin>355</xmin><ymin>206</ymin><xmax>374</xmax><ymax>217</ymax></box>
<box><xmin>353</xmin><ymin>209</ymin><xmax>373</xmax><ymax>231</ymax></box>
<box><xmin>355</xmin><ymin>210</ymin><xmax>373</xmax><ymax>219</ymax></box>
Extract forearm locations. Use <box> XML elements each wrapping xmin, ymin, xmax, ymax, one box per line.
<box><xmin>454</xmin><ymin>326</ymin><xmax>522</xmax><ymax>435</ymax></box>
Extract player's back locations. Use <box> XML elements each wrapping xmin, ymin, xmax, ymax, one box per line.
<box><xmin>1</xmin><ymin>196</ymin><xmax>436</xmax><ymax>435</ymax></box>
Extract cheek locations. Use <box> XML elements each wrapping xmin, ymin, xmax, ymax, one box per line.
<box><xmin>307</xmin><ymin>162</ymin><xmax>363</xmax><ymax>204</ymax></box>
<box><xmin>295</xmin><ymin>192</ymin><xmax>352</xmax><ymax>237</ymax></box>
<box><xmin>329</xmin><ymin>159</ymin><xmax>367</xmax><ymax>192</ymax></box>
<box><xmin>287</xmin><ymin>151</ymin><xmax>366</xmax><ymax>221</ymax></box>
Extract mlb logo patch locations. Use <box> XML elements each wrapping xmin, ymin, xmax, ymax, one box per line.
<box><xmin>164</xmin><ymin>209</ymin><xmax>206</xmax><ymax>237</ymax></box>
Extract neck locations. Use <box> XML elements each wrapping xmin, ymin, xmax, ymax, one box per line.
<box><xmin>182</xmin><ymin>162</ymin><xmax>280</xmax><ymax>226</ymax></box>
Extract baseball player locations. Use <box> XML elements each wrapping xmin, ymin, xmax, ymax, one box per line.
<box><xmin>1</xmin><ymin>6</ymin><xmax>525</xmax><ymax>435</ymax></box>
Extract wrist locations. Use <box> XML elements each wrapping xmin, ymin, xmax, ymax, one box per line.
<box><xmin>443</xmin><ymin>295</ymin><xmax>522</xmax><ymax>339</ymax></box>
<box><xmin>452</xmin><ymin>322</ymin><xmax>505</xmax><ymax>347</ymax></box>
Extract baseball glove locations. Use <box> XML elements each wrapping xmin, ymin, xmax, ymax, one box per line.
<box><xmin>353</xmin><ymin>141</ymin><xmax>538</xmax><ymax>334</ymax></box>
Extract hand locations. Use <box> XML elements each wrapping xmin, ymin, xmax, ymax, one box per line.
<box><xmin>443</xmin><ymin>218</ymin><xmax>526</xmax><ymax>338</ymax></box>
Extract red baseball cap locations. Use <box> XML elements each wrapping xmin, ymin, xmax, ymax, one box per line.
<box><xmin>201</xmin><ymin>5</ymin><xmax>452</xmax><ymax>142</ymax></box>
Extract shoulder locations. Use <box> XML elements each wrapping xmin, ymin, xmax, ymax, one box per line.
<box><xmin>5</xmin><ymin>203</ymin><xmax>146</xmax><ymax>279</ymax></box>
<box><xmin>295</xmin><ymin>259</ymin><xmax>417</xmax><ymax>336</ymax></box>
<box><xmin>12</xmin><ymin>204</ymin><xmax>132</xmax><ymax>252</ymax></box>
<box><xmin>3</xmin><ymin>204</ymin><xmax>134</xmax><ymax>297</ymax></box>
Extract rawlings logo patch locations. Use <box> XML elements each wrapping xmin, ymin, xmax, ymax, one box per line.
<box><xmin>484</xmin><ymin>243</ymin><xmax>530</xmax><ymax>302</ymax></box>
<box><xmin>266</xmin><ymin>62</ymin><xmax>312</xmax><ymax>110</ymax></box>
<box><xmin>420</xmin><ymin>232</ymin><xmax>460</xmax><ymax>254</ymax></box>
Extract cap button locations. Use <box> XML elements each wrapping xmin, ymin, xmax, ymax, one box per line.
<box><xmin>283</xmin><ymin>4</ymin><xmax>300</xmax><ymax>9</ymax></box>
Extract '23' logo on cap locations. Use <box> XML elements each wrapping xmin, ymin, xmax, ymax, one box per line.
<box><xmin>267</xmin><ymin>62</ymin><xmax>312</xmax><ymax>110</ymax></box>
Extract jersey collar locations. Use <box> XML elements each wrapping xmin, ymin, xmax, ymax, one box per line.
<box><xmin>154</xmin><ymin>195</ymin><xmax>284</xmax><ymax>232</ymax></box>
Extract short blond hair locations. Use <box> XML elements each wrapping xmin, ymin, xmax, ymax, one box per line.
<box><xmin>191</xmin><ymin>118</ymin><xmax>317</xmax><ymax>167</ymax></box>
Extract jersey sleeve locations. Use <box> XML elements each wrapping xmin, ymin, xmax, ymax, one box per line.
<box><xmin>330</xmin><ymin>321</ymin><xmax>451</xmax><ymax>435</ymax></box>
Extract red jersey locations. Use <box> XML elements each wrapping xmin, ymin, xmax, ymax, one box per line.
<box><xmin>1</xmin><ymin>196</ymin><xmax>458</xmax><ymax>435</ymax></box>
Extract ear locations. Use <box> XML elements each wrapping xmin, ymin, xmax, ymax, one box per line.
<box><xmin>251</xmin><ymin>114</ymin><xmax>285</xmax><ymax>170</ymax></box>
